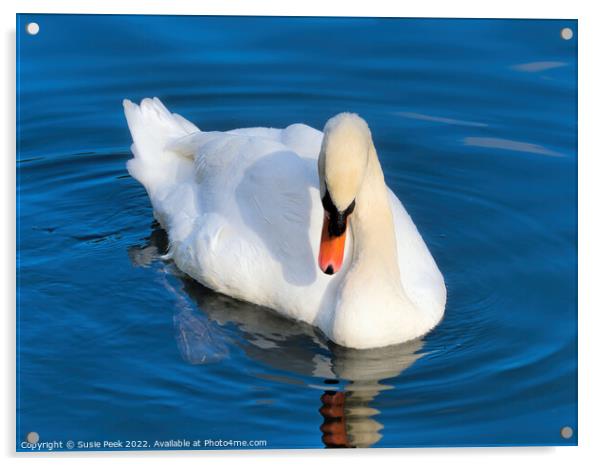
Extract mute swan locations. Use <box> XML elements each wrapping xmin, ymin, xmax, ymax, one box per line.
<box><xmin>123</xmin><ymin>98</ymin><xmax>446</xmax><ymax>349</ymax></box>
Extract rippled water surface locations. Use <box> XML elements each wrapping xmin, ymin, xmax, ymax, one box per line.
<box><xmin>17</xmin><ymin>15</ymin><xmax>577</xmax><ymax>449</ymax></box>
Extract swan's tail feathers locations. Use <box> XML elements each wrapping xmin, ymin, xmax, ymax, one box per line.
<box><xmin>123</xmin><ymin>97</ymin><xmax>200</xmax><ymax>189</ymax></box>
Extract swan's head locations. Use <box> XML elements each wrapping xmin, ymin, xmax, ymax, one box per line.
<box><xmin>317</xmin><ymin>112</ymin><xmax>372</xmax><ymax>275</ymax></box>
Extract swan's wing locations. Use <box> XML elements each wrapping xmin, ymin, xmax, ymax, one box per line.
<box><xmin>232</xmin><ymin>146</ymin><xmax>320</xmax><ymax>278</ymax></box>
<box><xmin>166</xmin><ymin>124</ymin><xmax>325</xmax><ymax>266</ymax></box>
<box><xmin>168</xmin><ymin>129</ymin><xmax>325</xmax><ymax>312</ymax></box>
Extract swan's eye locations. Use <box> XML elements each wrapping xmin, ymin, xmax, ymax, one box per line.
<box><xmin>321</xmin><ymin>189</ymin><xmax>336</xmax><ymax>214</ymax></box>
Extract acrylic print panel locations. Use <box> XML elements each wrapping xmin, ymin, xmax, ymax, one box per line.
<box><xmin>16</xmin><ymin>14</ymin><xmax>577</xmax><ymax>451</ymax></box>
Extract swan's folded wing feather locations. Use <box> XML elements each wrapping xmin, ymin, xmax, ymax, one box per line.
<box><xmin>189</xmin><ymin>133</ymin><xmax>322</xmax><ymax>289</ymax></box>
<box><xmin>154</xmin><ymin>123</ymin><xmax>325</xmax><ymax>297</ymax></box>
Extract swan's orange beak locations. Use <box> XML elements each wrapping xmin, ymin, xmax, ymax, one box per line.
<box><xmin>318</xmin><ymin>212</ymin><xmax>347</xmax><ymax>275</ymax></box>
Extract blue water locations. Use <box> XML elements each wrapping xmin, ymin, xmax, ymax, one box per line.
<box><xmin>17</xmin><ymin>15</ymin><xmax>577</xmax><ymax>450</ymax></box>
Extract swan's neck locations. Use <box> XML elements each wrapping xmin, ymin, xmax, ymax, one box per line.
<box><xmin>328</xmin><ymin>144</ymin><xmax>418</xmax><ymax>348</ymax></box>
<box><xmin>348</xmin><ymin>145</ymin><xmax>402</xmax><ymax>288</ymax></box>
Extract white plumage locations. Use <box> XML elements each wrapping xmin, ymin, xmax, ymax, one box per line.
<box><xmin>124</xmin><ymin>97</ymin><xmax>446</xmax><ymax>349</ymax></box>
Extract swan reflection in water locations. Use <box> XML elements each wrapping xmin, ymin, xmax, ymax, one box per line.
<box><xmin>128</xmin><ymin>223</ymin><xmax>424</xmax><ymax>448</ymax></box>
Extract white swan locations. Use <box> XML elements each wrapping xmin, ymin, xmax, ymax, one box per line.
<box><xmin>124</xmin><ymin>98</ymin><xmax>446</xmax><ymax>349</ymax></box>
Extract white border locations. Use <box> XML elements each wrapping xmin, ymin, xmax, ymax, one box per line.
<box><xmin>3</xmin><ymin>1</ymin><xmax>601</xmax><ymax>465</ymax></box>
